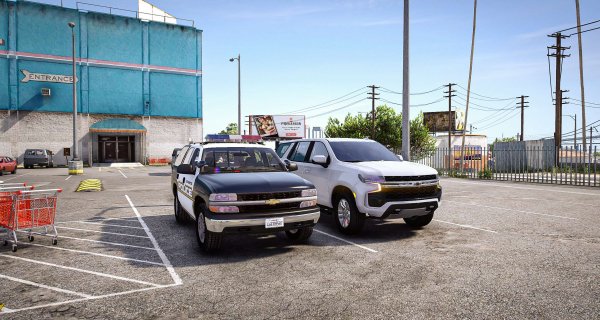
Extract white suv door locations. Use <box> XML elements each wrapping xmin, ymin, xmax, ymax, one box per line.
<box><xmin>303</xmin><ymin>141</ymin><xmax>333</xmax><ymax>206</ymax></box>
<box><xmin>177</xmin><ymin>147</ymin><xmax>199</xmax><ymax>215</ymax></box>
<box><xmin>286</xmin><ymin>141</ymin><xmax>312</xmax><ymax>179</ymax></box>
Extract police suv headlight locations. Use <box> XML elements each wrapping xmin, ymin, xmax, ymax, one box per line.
<box><xmin>358</xmin><ymin>174</ymin><xmax>385</xmax><ymax>184</ymax></box>
<box><xmin>209</xmin><ymin>193</ymin><xmax>237</xmax><ymax>202</ymax></box>
<box><xmin>301</xmin><ymin>189</ymin><xmax>317</xmax><ymax>197</ymax></box>
<box><xmin>300</xmin><ymin>200</ymin><xmax>317</xmax><ymax>208</ymax></box>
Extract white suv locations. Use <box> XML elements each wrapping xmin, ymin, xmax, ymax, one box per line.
<box><xmin>278</xmin><ymin>138</ymin><xmax>441</xmax><ymax>234</ymax></box>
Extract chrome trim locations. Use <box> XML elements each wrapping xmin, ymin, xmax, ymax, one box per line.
<box><xmin>380</xmin><ymin>179</ymin><xmax>439</xmax><ymax>188</ymax></box>
<box><xmin>209</xmin><ymin>196</ymin><xmax>317</xmax><ymax>206</ymax></box>
<box><xmin>364</xmin><ymin>195</ymin><xmax>439</xmax><ymax>208</ymax></box>
<box><xmin>204</xmin><ymin>209</ymin><xmax>320</xmax><ymax>233</ymax></box>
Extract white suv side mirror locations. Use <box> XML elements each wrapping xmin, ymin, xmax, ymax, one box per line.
<box><xmin>397</xmin><ymin>154</ymin><xmax>403</xmax><ymax>161</ymax></box>
<box><xmin>312</xmin><ymin>155</ymin><xmax>328</xmax><ymax>167</ymax></box>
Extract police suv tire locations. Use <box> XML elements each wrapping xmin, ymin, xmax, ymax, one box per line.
<box><xmin>195</xmin><ymin>205</ymin><xmax>222</xmax><ymax>253</ymax></box>
<box><xmin>285</xmin><ymin>226</ymin><xmax>313</xmax><ymax>242</ymax></box>
<box><xmin>174</xmin><ymin>196</ymin><xmax>186</xmax><ymax>224</ymax></box>
<box><xmin>333</xmin><ymin>194</ymin><xmax>365</xmax><ymax>235</ymax></box>
<box><xmin>403</xmin><ymin>211</ymin><xmax>434</xmax><ymax>228</ymax></box>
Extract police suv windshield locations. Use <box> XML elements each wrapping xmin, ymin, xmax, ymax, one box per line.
<box><xmin>201</xmin><ymin>147</ymin><xmax>287</xmax><ymax>174</ymax></box>
<box><xmin>329</xmin><ymin>141</ymin><xmax>400</xmax><ymax>162</ymax></box>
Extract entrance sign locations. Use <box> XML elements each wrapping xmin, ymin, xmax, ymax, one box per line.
<box><xmin>20</xmin><ymin>70</ymin><xmax>78</xmax><ymax>84</ymax></box>
<box><xmin>252</xmin><ymin>115</ymin><xmax>305</xmax><ymax>139</ymax></box>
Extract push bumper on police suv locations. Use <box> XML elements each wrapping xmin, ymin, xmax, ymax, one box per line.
<box><xmin>204</xmin><ymin>208</ymin><xmax>320</xmax><ymax>233</ymax></box>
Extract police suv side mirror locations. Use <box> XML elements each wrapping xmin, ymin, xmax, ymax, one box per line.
<box><xmin>284</xmin><ymin>160</ymin><xmax>298</xmax><ymax>172</ymax></box>
<box><xmin>194</xmin><ymin>160</ymin><xmax>206</xmax><ymax>168</ymax></box>
<box><xmin>177</xmin><ymin>164</ymin><xmax>195</xmax><ymax>175</ymax></box>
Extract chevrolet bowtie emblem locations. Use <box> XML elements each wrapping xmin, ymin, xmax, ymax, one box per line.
<box><xmin>265</xmin><ymin>199</ymin><xmax>280</xmax><ymax>205</ymax></box>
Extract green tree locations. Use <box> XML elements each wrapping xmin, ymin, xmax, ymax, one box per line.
<box><xmin>489</xmin><ymin>136</ymin><xmax>517</xmax><ymax>151</ymax></box>
<box><xmin>219</xmin><ymin>123</ymin><xmax>238</xmax><ymax>135</ymax></box>
<box><xmin>325</xmin><ymin>105</ymin><xmax>436</xmax><ymax>160</ymax></box>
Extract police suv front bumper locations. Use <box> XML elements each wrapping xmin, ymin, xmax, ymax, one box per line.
<box><xmin>204</xmin><ymin>208</ymin><xmax>320</xmax><ymax>234</ymax></box>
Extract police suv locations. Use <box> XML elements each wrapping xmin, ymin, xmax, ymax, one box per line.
<box><xmin>172</xmin><ymin>142</ymin><xmax>320</xmax><ymax>252</ymax></box>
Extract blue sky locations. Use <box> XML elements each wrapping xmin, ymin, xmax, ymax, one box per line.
<box><xmin>36</xmin><ymin>0</ymin><xmax>600</xmax><ymax>142</ymax></box>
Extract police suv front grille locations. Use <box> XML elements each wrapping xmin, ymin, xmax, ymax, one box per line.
<box><xmin>238</xmin><ymin>202</ymin><xmax>301</xmax><ymax>213</ymax></box>
<box><xmin>237</xmin><ymin>191</ymin><xmax>302</xmax><ymax>201</ymax></box>
<box><xmin>368</xmin><ymin>185</ymin><xmax>439</xmax><ymax>207</ymax></box>
<box><xmin>384</xmin><ymin>175</ymin><xmax>437</xmax><ymax>182</ymax></box>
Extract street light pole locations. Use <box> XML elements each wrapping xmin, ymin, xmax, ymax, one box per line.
<box><xmin>68</xmin><ymin>22</ymin><xmax>78</xmax><ymax>160</ymax></box>
<box><xmin>229</xmin><ymin>55</ymin><xmax>241</xmax><ymax>135</ymax></box>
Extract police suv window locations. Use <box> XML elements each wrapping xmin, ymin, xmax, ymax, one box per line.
<box><xmin>186</xmin><ymin>148</ymin><xmax>200</xmax><ymax>165</ymax></box>
<box><xmin>174</xmin><ymin>146</ymin><xmax>190</xmax><ymax>166</ymax></box>
<box><xmin>182</xmin><ymin>147</ymin><xmax>197</xmax><ymax>164</ymax></box>
<box><xmin>290</xmin><ymin>142</ymin><xmax>311</xmax><ymax>162</ymax></box>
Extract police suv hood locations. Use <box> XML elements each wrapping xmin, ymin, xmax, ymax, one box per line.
<box><xmin>345</xmin><ymin>161</ymin><xmax>438</xmax><ymax>177</ymax></box>
<box><xmin>200</xmin><ymin>172</ymin><xmax>315</xmax><ymax>194</ymax></box>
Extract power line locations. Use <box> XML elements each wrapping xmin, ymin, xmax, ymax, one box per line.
<box><xmin>305</xmin><ymin>99</ymin><xmax>367</xmax><ymax>120</ymax></box>
<box><xmin>478</xmin><ymin>109</ymin><xmax>520</xmax><ymax>131</ymax></box>
<box><xmin>378</xmin><ymin>85</ymin><xmax>444</xmax><ymax>95</ymax></box>
<box><xmin>286</xmin><ymin>87</ymin><xmax>366</xmax><ymax>114</ymax></box>
<box><xmin>380</xmin><ymin>97</ymin><xmax>445</xmax><ymax>107</ymax></box>
<box><xmin>455</xmin><ymin>84</ymin><xmax>514</xmax><ymax>101</ymax></box>
<box><xmin>568</xmin><ymin>25</ymin><xmax>600</xmax><ymax>36</ymax></box>
<box><xmin>557</xmin><ymin>18</ymin><xmax>600</xmax><ymax>33</ymax></box>
<box><xmin>470</xmin><ymin>99</ymin><xmax>519</xmax><ymax>124</ymax></box>
<box><xmin>571</xmin><ymin>98</ymin><xmax>600</xmax><ymax>106</ymax></box>
<box><xmin>289</xmin><ymin>90</ymin><xmax>368</xmax><ymax>114</ymax></box>
<box><xmin>454</xmin><ymin>94</ymin><xmax>516</xmax><ymax>110</ymax></box>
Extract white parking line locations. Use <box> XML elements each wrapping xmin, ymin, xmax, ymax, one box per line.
<box><xmin>444</xmin><ymin>179</ymin><xmax>600</xmax><ymax>196</ymax></box>
<box><xmin>125</xmin><ymin>195</ymin><xmax>183</xmax><ymax>285</ymax></box>
<box><xmin>314</xmin><ymin>229</ymin><xmax>378</xmax><ymax>253</ymax></box>
<box><xmin>1</xmin><ymin>283</ymin><xmax>180</xmax><ymax>314</ymax></box>
<box><xmin>1</xmin><ymin>173</ymin><xmax>31</xmax><ymax>182</ymax></box>
<box><xmin>446</xmin><ymin>200</ymin><xmax>578</xmax><ymax>220</ymax></box>
<box><xmin>55</xmin><ymin>226</ymin><xmax>150</xmax><ymax>239</ymax></box>
<box><xmin>27</xmin><ymin>243</ymin><xmax>165</xmax><ymax>266</ymax></box>
<box><xmin>0</xmin><ymin>273</ymin><xmax>92</xmax><ymax>298</ymax></box>
<box><xmin>56</xmin><ymin>221</ymin><xmax>145</xmax><ymax>230</ymax></box>
<box><xmin>433</xmin><ymin>219</ymin><xmax>498</xmax><ymax>234</ymax></box>
<box><xmin>0</xmin><ymin>254</ymin><xmax>161</xmax><ymax>287</ymax></box>
<box><xmin>119</xmin><ymin>170</ymin><xmax>128</xmax><ymax>178</ymax></box>
<box><xmin>57</xmin><ymin>235</ymin><xmax>157</xmax><ymax>251</ymax></box>
<box><xmin>65</xmin><ymin>175</ymin><xmax>72</xmax><ymax>181</ymax></box>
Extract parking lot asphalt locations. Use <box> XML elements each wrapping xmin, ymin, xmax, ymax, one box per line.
<box><xmin>0</xmin><ymin>166</ymin><xmax>598</xmax><ymax>319</ymax></box>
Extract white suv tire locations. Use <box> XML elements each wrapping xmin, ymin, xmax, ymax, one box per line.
<box><xmin>333</xmin><ymin>194</ymin><xmax>366</xmax><ymax>235</ymax></box>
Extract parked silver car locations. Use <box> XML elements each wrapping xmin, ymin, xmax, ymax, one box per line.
<box><xmin>24</xmin><ymin>149</ymin><xmax>54</xmax><ymax>169</ymax></box>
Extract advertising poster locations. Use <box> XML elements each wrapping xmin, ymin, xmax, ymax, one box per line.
<box><xmin>253</xmin><ymin>115</ymin><xmax>305</xmax><ymax>139</ymax></box>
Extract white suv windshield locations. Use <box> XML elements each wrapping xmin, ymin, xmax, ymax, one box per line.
<box><xmin>329</xmin><ymin>141</ymin><xmax>400</xmax><ymax>162</ymax></box>
<box><xmin>201</xmin><ymin>147</ymin><xmax>286</xmax><ymax>174</ymax></box>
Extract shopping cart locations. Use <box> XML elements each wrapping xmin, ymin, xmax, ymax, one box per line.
<box><xmin>1</xmin><ymin>188</ymin><xmax>62</xmax><ymax>252</ymax></box>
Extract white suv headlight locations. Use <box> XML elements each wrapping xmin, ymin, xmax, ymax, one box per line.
<box><xmin>301</xmin><ymin>189</ymin><xmax>317</xmax><ymax>197</ymax></box>
<box><xmin>209</xmin><ymin>193</ymin><xmax>237</xmax><ymax>202</ymax></box>
<box><xmin>358</xmin><ymin>174</ymin><xmax>385</xmax><ymax>184</ymax></box>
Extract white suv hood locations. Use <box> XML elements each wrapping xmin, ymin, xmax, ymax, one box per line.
<box><xmin>347</xmin><ymin>161</ymin><xmax>438</xmax><ymax>177</ymax></box>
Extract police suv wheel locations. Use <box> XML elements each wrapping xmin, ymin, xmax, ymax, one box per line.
<box><xmin>333</xmin><ymin>194</ymin><xmax>365</xmax><ymax>235</ymax></box>
<box><xmin>403</xmin><ymin>212</ymin><xmax>434</xmax><ymax>228</ymax></box>
<box><xmin>285</xmin><ymin>226</ymin><xmax>313</xmax><ymax>243</ymax></box>
<box><xmin>195</xmin><ymin>205</ymin><xmax>221</xmax><ymax>253</ymax></box>
<box><xmin>174</xmin><ymin>196</ymin><xmax>186</xmax><ymax>224</ymax></box>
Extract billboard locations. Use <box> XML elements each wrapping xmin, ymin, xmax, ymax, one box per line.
<box><xmin>423</xmin><ymin>110</ymin><xmax>465</xmax><ymax>133</ymax></box>
<box><xmin>252</xmin><ymin>115</ymin><xmax>305</xmax><ymax>139</ymax></box>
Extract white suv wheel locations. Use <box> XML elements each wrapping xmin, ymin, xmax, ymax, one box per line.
<box><xmin>337</xmin><ymin>198</ymin><xmax>351</xmax><ymax>228</ymax></box>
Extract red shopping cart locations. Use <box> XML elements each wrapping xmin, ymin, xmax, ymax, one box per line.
<box><xmin>1</xmin><ymin>188</ymin><xmax>62</xmax><ymax>252</ymax></box>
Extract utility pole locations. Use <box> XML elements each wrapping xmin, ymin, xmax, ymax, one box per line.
<box><xmin>443</xmin><ymin>83</ymin><xmax>456</xmax><ymax>171</ymax></box>
<box><xmin>367</xmin><ymin>85</ymin><xmax>380</xmax><ymax>139</ymax></box>
<box><xmin>516</xmin><ymin>95</ymin><xmax>529</xmax><ymax>141</ymax></box>
<box><xmin>575</xmin><ymin>0</ymin><xmax>587</xmax><ymax>150</ymax></box>
<box><xmin>401</xmin><ymin>0</ymin><xmax>410</xmax><ymax>161</ymax></box>
<box><xmin>459</xmin><ymin>0</ymin><xmax>478</xmax><ymax>172</ymax></box>
<box><xmin>548</xmin><ymin>32</ymin><xmax>569</xmax><ymax>165</ymax></box>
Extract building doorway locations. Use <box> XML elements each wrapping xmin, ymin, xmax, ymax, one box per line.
<box><xmin>98</xmin><ymin>136</ymin><xmax>135</xmax><ymax>163</ymax></box>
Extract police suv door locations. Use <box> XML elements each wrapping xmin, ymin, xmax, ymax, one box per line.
<box><xmin>177</xmin><ymin>147</ymin><xmax>199</xmax><ymax>217</ymax></box>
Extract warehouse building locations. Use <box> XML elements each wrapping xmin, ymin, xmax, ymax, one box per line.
<box><xmin>0</xmin><ymin>0</ymin><xmax>202</xmax><ymax>165</ymax></box>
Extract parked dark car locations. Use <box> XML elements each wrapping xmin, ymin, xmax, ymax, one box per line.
<box><xmin>0</xmin><ymin>156</ymin><xmax>17</xmax><ymax>175</ymax></box>
<box><xmin>24</xmin><ymin>149</ymin><xmax>54</xmax><ymax>169</ymax></box>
